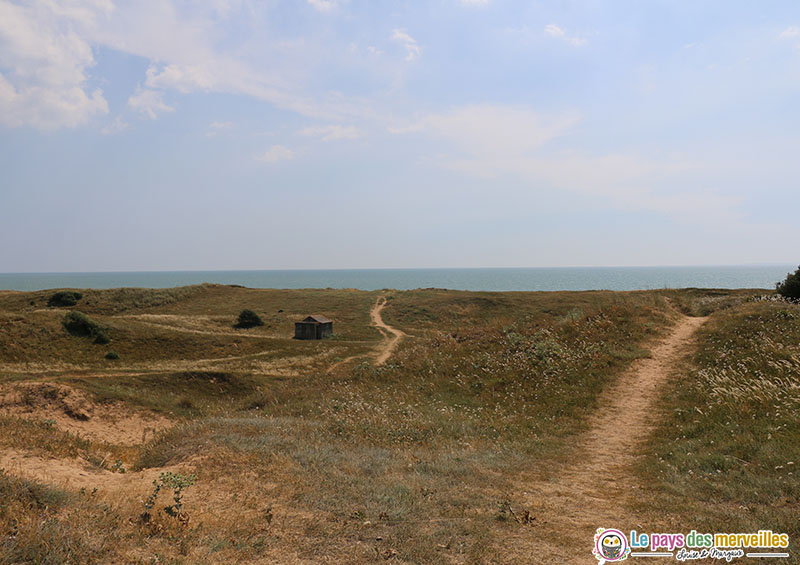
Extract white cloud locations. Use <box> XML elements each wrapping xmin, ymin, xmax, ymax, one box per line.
<box><xmin>0</xmin><ymin>0</ymin><xmax>377</xmax><ymax>129</ymax></box>
<box><xmin>390</xmin><ymin>105</ymin><xmax>579</xmax><ymax>159</ymax></box>
<box><xmin>257</xmin><ymin>145</ymin><xmax>294</xmax><ymax>163</ymax></box>
<box><xmin>210</xmin><ymin>0</ymin><xmax>244</xmax><ymax>18</ymax></box>
<box><xmin>206</xmin><ymin>120</ymin><xmax>233</xmax><ymax>137</ymax></box>
<box><xmin>0</xmin><ymin>0</ymin><xmax>109</xmax><ymax>129</ymax></box>
<box><xmin>462</xmin><ymin>153</ymin><xmax>740</xmax><ymax>222</ymax></box>
<box><xmin>307</xmin><ymin>0</ymin><xmax>338</xmax><ymax>12</ymax></box>
<box><xmin>460</xmin><ymin>0</ymin><xmax>490</xmax><ymax>5</ymax></box>
<box><xmin>391</xmin><ymin>104</ymin><xmax>740</xmax><ymax>223</ymax></box>
<box><xmin>145</xmin><ymin>63</ymin><xmax>216</xmax><ymax>93</ymax></box>
<box><xmin>544</xmin><ymin>23</ymin><xmax>587</xmax><ymax>47</ymax></box>
<box><xmin>299</xmin><ymin>124</ymin><xmax>363</xmax><ymax>141</ymax></box>
<box><xmin>392</xmin><ymin>29</ymin><xmax>422</xmax><ymax>61</ymax></box>
<box><xmin>439</xmin><ymin>150</ymin><xmax>741</xmax><ymax>223</ymax></box>
<box><xmin>114</xmin><ymin>46</ymin><xmax>366</xmax><ymax>122</ymax></box>
<box><xmin>101</xmin><ymin>115</ymin><xmax>129</xmax><ymax>135</ymax></box>
<box><xmin>127</xmin><ymin>88</ymin><xmax>174</xmax><ymax>119</ymax></box>
<box><xmin>778</xmin><ymin>26</ymin><xmax>800</xmax><ymax>40</ymax></box>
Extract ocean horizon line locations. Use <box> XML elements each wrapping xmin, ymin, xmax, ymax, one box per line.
<box><xmin>0</xmin><ymin>263</ymin><xmax>795</xmax><ymax>276</ymax></box>
<box><xmin>0</xmin><ymin>265</ymin><xmax>793</xmax><ymax>293</ymax></box>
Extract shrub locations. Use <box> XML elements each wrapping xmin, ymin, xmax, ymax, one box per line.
<box><xmin>93</xmin><ymin>330</ymin><xmax>110</xmax><ymax>345</ymax></box>
<box><xmin>62</xmin><ymin>311</ymin><xmax>110</xmax><ymax>344</ymax></box>
<box><xmin>234</xmin><ymin>309</ymin><xmax>264</xmax><ymax>329</ymax></box>
<box><xmin>62</xmin><ymin>311</ymin><xmax>95</xmax><ymax>337</ymax></box>
<box><xmin>142</xmin><ymin>471</ymin><xmax>196</xmax><ymax>523</ymax></box>
<box><xmin>47</xmin><ymin>291</ymin><xmax>83</xmax><ymax>307</ymax></box>
<box><xmin>776</xmin><ymin>265</ymin><xmax>800</xmax><ymax>300</ymax></box>
<box><xmin>105</xmin><ymin>351</ymin><xmax>119</xmax><ymax>360</ymax></box>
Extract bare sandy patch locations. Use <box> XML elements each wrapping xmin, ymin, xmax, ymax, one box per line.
<box><xmin>0</xmin><ymin>382</ymin><xmax>171</xmax><ymax>444</ymax></box>
<box><xmin>0</xmin><ymin>448</ymin><xmax>317</xmax><ymax>564</ymax></box>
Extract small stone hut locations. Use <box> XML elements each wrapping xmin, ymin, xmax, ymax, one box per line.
<box><xmin>294</xmin><ymin>315</ymin><xmax>333</xmax><ymax>340</ymax></box>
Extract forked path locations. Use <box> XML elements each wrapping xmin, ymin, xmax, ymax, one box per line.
<box><xmin>371</xmin><ymin>297</ymin><xmax>406</xmax><ymax>365</ymax></box>
<box><xmin>517</xmin><ymin>315</ymin><xmax>707</xmax><ymax>562</ymax></box>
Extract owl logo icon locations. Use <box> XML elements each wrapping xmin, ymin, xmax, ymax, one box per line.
<box><xmin>593</xmin><ymin>528</ymin><xmax>630</xmax><ymax>563</ymax></box>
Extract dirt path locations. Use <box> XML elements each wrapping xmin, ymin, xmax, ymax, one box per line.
<box><xmin>325</xmin><ymin>297</ymin><xmax>406</xmax><ymax>373</ymax></box>
<box><xmin>515</xmin><ymin>315</ymin><xmax>706</xmax><ymax>562</ymax></box>
<box><xmin>370</xmin><ymin>297</ymin><xmax>407</xmax><ymax>366</ymax></box>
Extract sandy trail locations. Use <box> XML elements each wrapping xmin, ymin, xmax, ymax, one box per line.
<box><xmin>329</xmin><ymin>296</ymin><xmax>407</xmax><ymax>371</ymax></box>
<box><xmin>370</xmin><ymin>297</ymin><xmax>407</xmax><ymax>365</ymax></box>
<box><xmin>515</xmin><ymin>315</ymin><xmax>706</xmax><ymax>563</ymax></box>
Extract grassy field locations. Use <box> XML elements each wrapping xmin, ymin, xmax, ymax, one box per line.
<box><xmin>636</xmin><ymin>298</ymin><xmax>800</xmax><ymax>550</ymax></box>
<box><xmin>0</xmin><ymin>285</ymin><xmax>795</xmax><ymax>563</ymax></box>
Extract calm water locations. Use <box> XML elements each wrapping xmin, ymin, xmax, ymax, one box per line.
<box><xmin>0</xmin><ymin>266</ymin><xmax>792</xmax><ymax>292</ymax></box>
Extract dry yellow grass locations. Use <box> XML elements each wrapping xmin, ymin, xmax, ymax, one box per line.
<box><xmin>1</xmin><ymin>286</ymin><xmax>794</xmax><ymax>563</ymax></box>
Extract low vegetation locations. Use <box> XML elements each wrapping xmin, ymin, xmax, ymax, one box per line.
<box><xmin>0</xmin><ymin>470</ymin><xmax>118</xmax><ymax>564</ymax></box>
<box><xmin>62</xmin><ymin>311</ymin><xmax>110</xmax><ymax>344</ymax></box>
<box><xmin>776</xmin><ymin>264</ymin><xmax>800</xmax><ymax>300</ymax></box>
<box><xmin>639</xmin><ymin>299</ymin><xmax>800</xmax><ymax>541</ymax></box>
<box><xmin>234</xmin><ymin>308</ymin><xmax>264</xmax><ymax>329</ymax></box>
<box><xmin>47</xmin><ymin>291</ymin><xmax>83</xmax><ymax>307</ymax></box>
<box><xmin>141</xmin><ymin>471</ymin><xmax>197</xmax><ymax>524</ymax></box>
<box><xmin>0</xmin><ymin>285</ymin><xmax>794</xmax><ymax>563</ymax></box>
<box><xmin>69</xmin><ymin>370</ymin><xmax>264</xmax><ymax>420</ymax></box>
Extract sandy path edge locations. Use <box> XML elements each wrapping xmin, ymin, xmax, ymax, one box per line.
<box><xmin>370</xmin><ymin>297</ymin><xmax>407</xmax><ymax>365</ymax></box>
<box><xmin>513</xmin><ymin>315</ymin><xmax>707</xmax><ymax>563</ymax></box>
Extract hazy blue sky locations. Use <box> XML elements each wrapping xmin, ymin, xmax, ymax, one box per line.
<box><xmin>1</xmin><ymin>0</ymin><xmax>799</xmax><ymax>272</ymax></box>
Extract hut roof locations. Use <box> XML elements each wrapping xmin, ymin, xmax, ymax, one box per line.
<box><xmin>299</xmin><ymin>315</ymin><xmax>332</xmax><ymax>324</ymax></box>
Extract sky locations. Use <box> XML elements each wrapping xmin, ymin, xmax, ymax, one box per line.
<box><xmin>1</xmin><ymin>0</ymin><xmax>799</xmax><ymax>272</ymax></box>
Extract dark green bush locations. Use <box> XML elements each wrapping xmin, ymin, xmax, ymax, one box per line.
<box><xmin>234</xmin><ymin>309</ymin><xmax>264</xmax><ymax>329</ymax></box>
<box><xmin>62</xmin><ymin>311</ymin><xmax>94</xmax><ymax>337</ymax></box>
<box><xmin>105</xmin><ymin>351</ymin><xmax>119</xmax><ymax>360</ymax></box>
<box><xmin>776</xmin><ymin>265</ymin><xmax>800</xmax><ymax>300</ymax></box>
<box><xmin>62</xmin><ymin>311</ymin><xmax>110</xmax><ymax>344</ymax></box>
<box><xmin>47</xmin><ymin>291</ymin><xmax>83</xmax><ymax>307</ymax></box>
<box><xmin>93</xmin><ymin>330</ymin><xmax>110</xmax><ymax>345</ymax></box>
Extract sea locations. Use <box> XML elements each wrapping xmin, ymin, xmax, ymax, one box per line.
<box><xmin>0</xmin><ymin>265</ymin><xmax>793</xmax><ymax>292</ymax></box>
